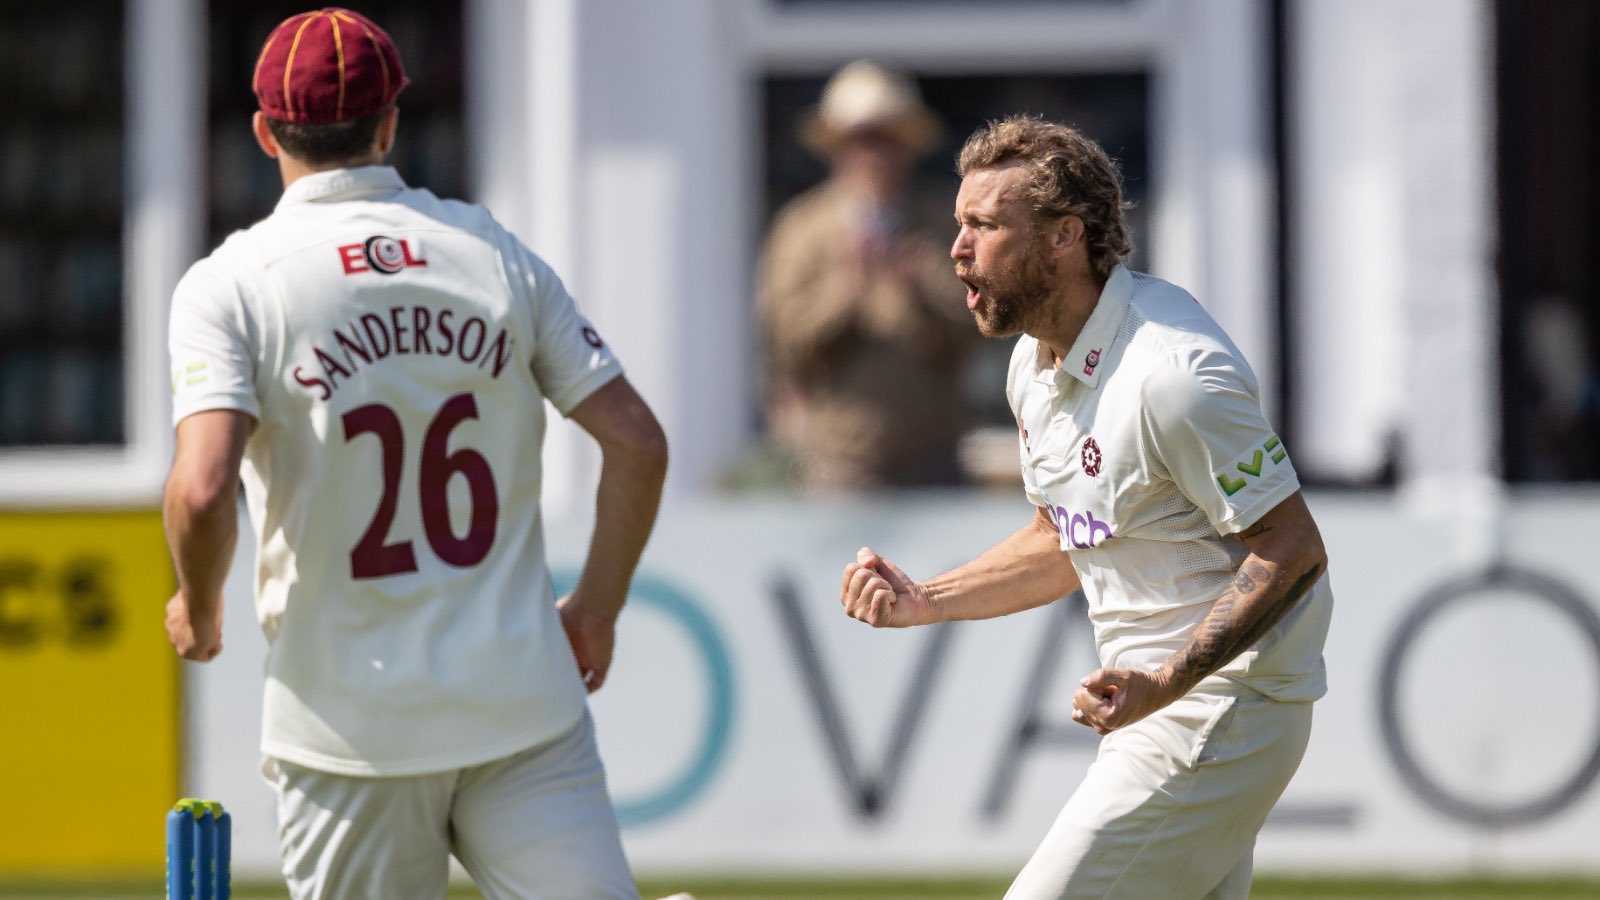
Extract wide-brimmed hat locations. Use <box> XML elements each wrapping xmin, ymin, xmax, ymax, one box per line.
<box><xmin>801</xmin><ymin>60</ymin><xmax>940</xmax><ymax>157</ymax></box>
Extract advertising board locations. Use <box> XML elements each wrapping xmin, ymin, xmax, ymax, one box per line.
<box><xmin>189</xmin><ymin>494</ymin><xmax>1600</xmax><ymax>876</ymax></box>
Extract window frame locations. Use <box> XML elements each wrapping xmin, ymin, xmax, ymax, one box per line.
<box><xmin>0</xmin><ymin>0</ymin><xmax>202</xmax><ymax>507</ymax></box>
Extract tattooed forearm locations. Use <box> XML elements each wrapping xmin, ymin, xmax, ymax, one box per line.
<box><xmin>1162</xmin><ymin>561</ymin><xmax>1266</xmax><ymax>686</ymax></box>
<box><xmin>1158</xmin><ymin>559</ymin><xmax>1324</xmax><ymax>696</ymax></box>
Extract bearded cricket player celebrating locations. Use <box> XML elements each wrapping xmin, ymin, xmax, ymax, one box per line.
<box><xmin>839</xmin><ymin>115</ymin><xmax>1333</xmax><ymax>898</ymax></box>
<box><xmin>162</xmin><ymin>9</ymin><xmax>670</xmax><ymax>897</ymax></box>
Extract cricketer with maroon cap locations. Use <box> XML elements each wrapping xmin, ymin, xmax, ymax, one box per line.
<box><xmin>164</xmin><ymin>8</ymin><xmax>674</xmax><ymax>897</ymax></box>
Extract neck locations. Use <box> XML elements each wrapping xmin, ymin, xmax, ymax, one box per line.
<box><xmin>1034</xmin><ymin>267</ymin><xmax>1109</xmax><ymax>366</ymax></box>
<box><xmin>277</xmin><ymin>154</ymin><xmax>382</xmax><ymax>191</ymax></box>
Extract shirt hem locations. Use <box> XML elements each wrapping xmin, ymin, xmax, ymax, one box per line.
<box><xmin>1107</xmin><ymin>648</ymin><xmax>1326</xmax><ymax>704</ymax></box>
<box><xmin>260</xmin><ymin>709</ymin><xmax>584</xmax><ymax>778</ymax></box>
<box><xmin>550</xmin><ymin>365</ymin><xmax>624</xmax><ymax>417</ymax></box>
<box><xmin>173</xmin><ymin>397</ymin><xmax>261</xmax><ymax>427</ymax></box>
<box><xmin>1215</xmin><ymin>474</ymin><xmax>1300</xmax><ymax>535</ymax></box>
<box><xmin>1217</xmin><ymin>673</ymin><xmax>1327</xmax><ymax>704</ymax></box>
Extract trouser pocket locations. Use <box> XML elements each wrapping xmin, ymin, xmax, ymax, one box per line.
<box><xmin>1186</xmin><ymin>692</ymin><xmax>1241</xmax><ymax>769</ymax></box>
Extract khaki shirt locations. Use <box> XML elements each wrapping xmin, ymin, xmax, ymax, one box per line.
<box><xmin>758</xmin><ymin>178</ymin><xmax>975</xmax><ymax>489</ymax></box>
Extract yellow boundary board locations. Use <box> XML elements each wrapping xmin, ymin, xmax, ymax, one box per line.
<box><xmin>0</xmin><ymin>510</ymin><xmax>177</xmax><ymax>873</ymax></box>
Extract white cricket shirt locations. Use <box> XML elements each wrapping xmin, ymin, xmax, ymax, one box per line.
<box><xmin>1008</xmin><ymin>266</ymin><xmax>1331</xmax><ymax>702</ymax></box>
<box><xmin>169</xmin><ymin>167</ymin><xmax>621</xmax><ymax>775</ymax></box>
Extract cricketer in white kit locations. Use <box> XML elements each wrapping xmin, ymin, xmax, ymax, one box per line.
<box><xmin>840</xmin><ymin>115</ymin><xmax>1332</xmax><ymax>899</ymax></box>
<box><xmin>163</xmin><ymin>9</ymin><xmax>666</xmax><ymax>899</ymax></box>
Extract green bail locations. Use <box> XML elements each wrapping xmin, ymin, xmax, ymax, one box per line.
<box><xmin>172</xmin><ymin>797</ymin><xmax>225</xmax><ymax>818</ymax></box>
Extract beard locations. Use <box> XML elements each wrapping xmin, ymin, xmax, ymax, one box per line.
<box><xmin>959</xmin><ymin>239</ymin><xmax>1056</xmax><ymax>338</ymax></box>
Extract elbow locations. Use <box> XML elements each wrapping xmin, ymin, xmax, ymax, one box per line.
<box><xmin>614</xmin><ymin>415</ymin><xmax>669</xmax><ymax>485</ymax></box>
<box><xmin>167</xmin><ymin>468</ymin><xmax>238</xmax><ymax>522</ymax></box>
<box><xmin>639</xmin><ymin>421</ymin><xmax>670</xmax><ymax>483</ymax></box>
<box><xmin>1294</xmin><ymin>526</ymin><xmax>1329</xmax><ymax>581</ymax></box>
<box><xmin>184</xmin><ymin>483</ymin><xmax>238</xmax><ymax>521</ymax></box>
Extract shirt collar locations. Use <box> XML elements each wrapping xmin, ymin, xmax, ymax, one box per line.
<box><xmin>275</xmin><ymin>165</ymin><xmax>407</xmax><ymax>211</ymax></box>
<box><xmin>1034</xmin><ymin>265</ymin><xmax>1134</xmax><ymax>390</ymax></box>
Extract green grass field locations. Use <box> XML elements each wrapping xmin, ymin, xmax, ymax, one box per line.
<box><xmin>3</xmin><ymin>876</ymin><xmax>1598</xmax><ymax>899</ymax></box>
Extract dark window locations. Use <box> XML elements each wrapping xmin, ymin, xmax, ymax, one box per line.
<box><xmin>0</xmin><ymin>3</ymin><xmax>125</xmax><ymax>446</ymax></box>
<box><xmin>1497</xmin><ymin>0</ymin><xmax>1600</xmax><ymax>481</ymax></box>
<box><xmin>205</xmin><ymin>1</ymin><xmax>466</xmax><ymax>247</ymax></box>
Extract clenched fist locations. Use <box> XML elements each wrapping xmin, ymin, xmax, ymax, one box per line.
<box><xmin>166</xmin><ymin>592</ymin><xmax>223</xmax><ymax>662</ymax></box>
<box><xmin>839</xmin><ymin>547</ymin><xmax>940</xmax><ymax>628</ymax></box>
<box><xmin>1070</xmin><ymin>667</ymin><xmax>1181</xmax><ymax>735</ymax></box>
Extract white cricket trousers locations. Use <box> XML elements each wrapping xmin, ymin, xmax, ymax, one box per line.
<box><xmin>271</xmin><ymin>712</ymin><xmax>637</xmax><ymax>899</ymax></box>
<box><xmin>1005</xmin><ymin>685</ymin><xmax>1313</xmax><ymax>900</ymax></box>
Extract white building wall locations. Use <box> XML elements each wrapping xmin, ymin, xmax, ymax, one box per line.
<box><xmin>1390</xmin><ymin>0</ymin><xmax>1498</xmax><ymax>506</ymax></box>
<box><xmin>1290</xmin><ymin>0</ymin><xmax>1409</xmax><ymax>482</ymax></box>
<box><xmin>477</xmin><ymin>0</ymin><xmax>750</xmax><ymax>514</ymax></box>
<box><xmin>576</xmin><ymin>1</ymin><xmax>751</xmax><ymax>505</ymax></box>
<box><xmin>1157</xmin><ymin>0</ymin><xmax>1278</xmax><ymax>418</ymax></box>
<box><xmin>1290</xmin><ymin>0</ymin><xmax>1497</xmax><ymax>495</ymax></box>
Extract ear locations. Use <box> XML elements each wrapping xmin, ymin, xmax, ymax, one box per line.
<box><xmin>252</xmin><ymin>112</ymin><xmax>280</xmax><ymax>159</ymax></box>
<box><xmin>1047</xmin><ymin>215</ymin><xmax>1086</xmax><ymax>260</ymax></box>
<box><xmin>374</xmin><ymin>107</ymin><xmax>400</xmax><ymax>157</ymax></box>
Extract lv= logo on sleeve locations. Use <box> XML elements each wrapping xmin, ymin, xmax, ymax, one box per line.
<box><xmin>1215</xmin><ymin>435</ymin><xmax>1289</xmax><ymax>496</ymax></box>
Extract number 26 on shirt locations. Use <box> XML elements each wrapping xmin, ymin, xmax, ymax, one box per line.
<box><xmin>342</xmin><ymin>392</ymin><xmax>499</xmax><ymax>580</ymax></box>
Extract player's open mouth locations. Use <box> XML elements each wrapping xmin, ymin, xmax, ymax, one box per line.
<box><xmin>959</xmin><ymin>275</ymin><xmax>981</xmax><ymax>310</ymax></box>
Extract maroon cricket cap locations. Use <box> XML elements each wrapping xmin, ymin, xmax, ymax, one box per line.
<box><xmin>253</xmin><ymin>8</ymin><xmax>409</xmax><ymax>124</ymax></box>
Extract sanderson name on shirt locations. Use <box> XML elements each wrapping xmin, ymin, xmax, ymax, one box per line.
<box><xmin>293</xmin><ymin>303</ymin><xmax>514</xmax><ymax>401</ymax></box>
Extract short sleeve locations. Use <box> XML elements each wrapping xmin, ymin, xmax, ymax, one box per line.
<box><xmin>1140</xmin><ymin>349</ymin><xmax>1299</xmax><ymax>534</ymax></box>
<box><xmin>516</xmin><ymin>247</ymin><xmax>623</xmax><ymax>416</ymax></box>
<box><xmin>169</xmin><ymin>261</ymin><xmax>260</xmax><ymax>425</ymax></box>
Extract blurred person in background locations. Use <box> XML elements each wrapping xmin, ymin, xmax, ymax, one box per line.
<box><xmin>758</xmin><ymin>61</ymin><xmax>975</xmax><ymax>491</ymax></box>
<box><xmin>162</xmin><ymin>9</ymin><xmax>670</xmax><ymax>898</ymax></box>
<box><xmin>840</xmin><ymin>116</ymin><xmax>1331</xmax><ymax>899</ymax></box>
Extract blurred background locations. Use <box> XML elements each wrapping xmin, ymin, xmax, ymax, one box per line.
<box><xmin>3</xmin><ymin>0</ymin><xmax>1600</xmax><ymax>894</ymax></box>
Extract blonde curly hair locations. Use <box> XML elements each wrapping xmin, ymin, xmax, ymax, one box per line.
<box><xmin>956</xmin><ymin>114</ymin><xmax>1133</xmax><ymax>277</ymax></box>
